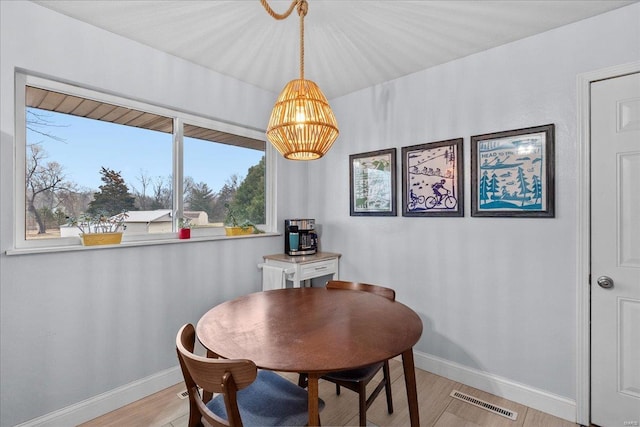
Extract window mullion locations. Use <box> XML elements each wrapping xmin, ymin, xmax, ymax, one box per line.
<box><xmin>173</xmin><ymin>117</ymin><xmax>184</xmax><ymax>231</ymax></box>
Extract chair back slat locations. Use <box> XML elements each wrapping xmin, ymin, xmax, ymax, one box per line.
<box><xmin>326</xmin><ymin>280</ymin><xmax>396</xmax><ymax>301</ymax></box>
<box><xmin>321</xmin><ymin>281</ymin><xmax>396</xmax><ymax>425</ymax></box>
<box><xmin>176</xmin><ymin>324</ymin><xmax>258</xmax><ymax>427</ymax></box>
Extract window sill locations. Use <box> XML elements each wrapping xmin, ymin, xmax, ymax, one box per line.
<box><xmin>5</xmin><ymin>232</ymin><xmax>280</xmax><ymax>256</ymax></box>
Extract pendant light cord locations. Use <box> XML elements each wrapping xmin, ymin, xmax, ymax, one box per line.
<box><xmin>260</xmin><ymin>0</ymin><xmax>308</xmax><ymax>81</ymax></box>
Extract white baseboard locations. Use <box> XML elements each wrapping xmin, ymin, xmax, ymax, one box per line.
<box><xmin>413</xmin><ymin>350</ymin><xmax>577</xmax><ymax>423</ymax></box>
<box><xmin>16</xmin><ymin>353</ymin><xmax>577</xmax><ymax>426</ymax></box>
<box><xmin>16</xmin><ymin>366</ymin><xmax>183</xmax><ymax>427</ymax></box>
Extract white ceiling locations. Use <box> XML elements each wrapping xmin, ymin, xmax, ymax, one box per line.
<box><xmin>32</xmin><ymin>0</ymin><xmax>635</xmax><ymax>99</ymax></box>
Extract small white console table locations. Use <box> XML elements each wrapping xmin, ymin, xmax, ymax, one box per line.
<box><xmin>262</xmin><ymin>252</ymin><xmax>341</xmax><ymax>288</ymax></box>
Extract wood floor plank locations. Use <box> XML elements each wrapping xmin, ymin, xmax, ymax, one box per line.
<box><xmin>168</xmin><ymin>413</ymin><xmax>188</xmax><ymax>427</ymax></box>
<box><xmin>79</xmin><ymin>382</ymin><xmax>188</xmax><ymax>427</ymax></box>
<box><xmin>367</xmin><ymin>363</ymin><xmax>460</xmax><ymax>427</ymax></box>
<box><xmin>442</xmin><ymin>384</ymin><xmax>527</xmax><ymax>427</ymax></box>
<box><xmin>80</xmin><ymin>365</ymin><xmax>580</xmax><ymax>427</ymax></box>
<box><xmin>522</xmin><ymin>407</ymin><xmax>577</xmax><ymax>427</ymax></box>
<box><xmin>435</xmin><ymin>411</ymin><xmax>484</xmax><ymax>427</ymax></box>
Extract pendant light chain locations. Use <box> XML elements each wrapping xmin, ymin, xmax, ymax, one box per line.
<box><xmin>297</xmin><ymin>0</ymin><xmax>307</xmax><ymax>81</ymax></box>
<box><xmin>259</xmin><ymin>0</ymin><xmax>297</xmax><ymax>20</ymax></box>
<box><xmin>260</xmin><ymin>0</ymin><xmax>307</xmax><ymax>81</ymax></box>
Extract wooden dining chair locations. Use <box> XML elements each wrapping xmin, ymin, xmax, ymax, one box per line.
<box><xmin>176</xmin><ymin>323</ymin><xmax>324</xmax><ymax>427</ymax></box>
<box><xmin>299</xmin><ymin>280</ymin><xmax>395</xmax><ymax>426</ymax></box>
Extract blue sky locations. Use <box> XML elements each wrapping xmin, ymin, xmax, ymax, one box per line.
<box><xmin>27</xmin><ymin>109</ymin><xmax>264</xmax><ymax>194</ymax></box>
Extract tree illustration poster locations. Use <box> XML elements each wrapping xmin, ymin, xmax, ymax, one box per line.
<box><xmin>471</xmin><ymin>124</ymin><xmax>555</xmax><ymax>217</ymax></box>
<box><xmin>349</xmin><ymin>148</ymin><xmax>396</xmax><ymax>216</ymax></box>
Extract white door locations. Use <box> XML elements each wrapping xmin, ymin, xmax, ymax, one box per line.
<box><xmin>591</xmin><ymin>72</ymin><xmax>640</xmax><ymax>427</ymax></box>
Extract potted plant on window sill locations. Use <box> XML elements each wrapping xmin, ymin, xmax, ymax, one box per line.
<box><xmin>68</xmin><ymin>211</ymin><xmax>128</xmax><ymax>246</ymax></box>
<box><xmin>177</xmin><ymin>217</ymin><xmax>193</xmax><ymax>239</ymax></box>
<box><xmin>224</xmin><ymin>203</ymin><xmax>264</xmax><ymax>236</ymax></box>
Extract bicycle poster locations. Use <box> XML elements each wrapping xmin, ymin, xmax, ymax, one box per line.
<box><xmin>349</xmin><ymin>148</ymin><xmax>397</xmax><ymax>216</ymax></box>
<box><xmin>401</xmin><ymin>138</ymin><xmax>464</xmax><ymax>217</ymax></box>
<box><xmin>470</xmin><ymin>124</ymin><xmax>555</xmax><ymax>217</ymax></box>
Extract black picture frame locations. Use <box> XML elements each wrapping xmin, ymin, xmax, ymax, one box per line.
<box><xmin>349</xmin><ymin>148</ymin><xmax>397</xmax><ymax>216</ymax></box>
<box><xmin>471</xmin><ymin>124</ymin><xmax>555</xmax><ymax>217</ymax></box>
<box><xmin>401</xmin><ymin>138</ymin><xmax>464</xmax><ymax>217</ymax></box>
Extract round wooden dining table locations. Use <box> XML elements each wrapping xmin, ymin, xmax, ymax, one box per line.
<box><xmin>196</xmin><ymin>287</ymin><xmax>423</xmax><ymax>426</ymax></box>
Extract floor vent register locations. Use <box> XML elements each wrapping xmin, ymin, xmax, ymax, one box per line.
<box><xmin>177</xmin><ymin>387</ymin><xmax>203</xmax><ymax>400</ymax></box>
<box><xmin>450</xmin><ymin>390</ymin><xmax>518</xmax><ymax>421</ymax></box>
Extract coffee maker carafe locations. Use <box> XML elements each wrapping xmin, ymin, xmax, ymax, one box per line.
<box><xmin>285</xmin><ymin>219</ymin><xmax>317</xmax><ymax>256</ymax></box>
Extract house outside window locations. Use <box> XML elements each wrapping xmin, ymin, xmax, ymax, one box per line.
<box><xmin>15</xmin><ymin>72</ymin><xmax>272</xmax><ymax>250</ymax></box>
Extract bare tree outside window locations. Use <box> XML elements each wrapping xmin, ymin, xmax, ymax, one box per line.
<box><xmin>21</xmin><ymin>78</ymin><xmax>267</xmax><ymax>245</ymax></box>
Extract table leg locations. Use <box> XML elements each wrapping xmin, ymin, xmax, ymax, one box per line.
<box><xmin>307</xmin><ymin>372</ymin><xmax>320</xmax><ymax>426</ymax></box>
<box><xmin>402</xmin><ymin>348</ymin><xmax>420</xmax><ymax>427</ymax></box>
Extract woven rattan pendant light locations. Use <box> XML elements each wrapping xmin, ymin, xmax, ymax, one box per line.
<box><xmin>261</xmin><ymin>0</ymin><xmax>339</xmax><ymax>160</ymax></box>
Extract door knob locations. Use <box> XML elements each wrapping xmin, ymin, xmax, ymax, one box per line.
<box><xmin>596</xmin><ymin>276</ymin><xmax>614</xmax><ymax>289</ymax></box>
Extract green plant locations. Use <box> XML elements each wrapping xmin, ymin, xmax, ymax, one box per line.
<box><xmin>224</xmin><ymin>203</ymin><xmax>264</xmax><ymax>234</ymax></box>
<box><xmin>68</xmin><ymin>211</ymin><xmax>128</xmax><ymax>234</ymax></box>
<box><xmin>177</xmin><ymin>217</ymin><xmax>193</xmax><ymax>229</ymax></box>
<box><xmin>246</xmin><ymin>223</ymin><xmax>265</xmax><ymax>234</ymax></box>
<box><xmin>224</xmin><ymin>203</ymin><xmax>241</xmax><ymax>227</ymax></box>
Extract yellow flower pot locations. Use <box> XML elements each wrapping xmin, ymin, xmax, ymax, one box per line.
<box><xmin>224</xmin><ymin>226</ymin><xmax>253</xmax><ymax>236</ymax></box>
<box><xmin>81</xmin><ymin>232</ymin><xmax>123</xmax><ymax>246</ymax></box>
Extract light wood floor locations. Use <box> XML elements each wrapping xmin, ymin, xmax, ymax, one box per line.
<box><xmin>80</xmin><ymin>359</ymin><xmax>577</xmax><ymax>427</ymax></box>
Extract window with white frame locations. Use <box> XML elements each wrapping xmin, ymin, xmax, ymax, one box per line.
<box><xmin>15</xmin><ymin>72</ymin><xmax>271</xmax><ymax>250</ymax></box>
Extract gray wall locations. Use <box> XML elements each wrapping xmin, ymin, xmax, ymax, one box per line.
<box><xmin>312</xmin><ymin>1</ymin><xmax>639</xmax><ymax>401</ymax></box>
<box><xmin>1</xmin><ymin>1</ymin><xmax>639</xmax><ymax>426</ymax></box>
<box><xmin>0</xmin><ymin>2</ymin><xmax>299</xmax><ymax>426</ymax></box>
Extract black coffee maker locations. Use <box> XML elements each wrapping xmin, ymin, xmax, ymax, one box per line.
<box><xmin>284</xmin><ymin>219</ymin><xmax>317</xmax><ymax>256</ymax></box>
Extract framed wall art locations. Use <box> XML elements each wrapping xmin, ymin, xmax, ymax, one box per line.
<box><xmin>401</xmin><ymin>138</ymin><xmax>464</xmax><ymax>217</ymax></box>
<box><xmin>471</xmin><ymin>124</ymin><xmax>555</xmax><ymax>217</ymax></box>
<box><xmin>349</xmin><ymin>148</ymin><xmax>397</xmax><ymax>216</ymax></box>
